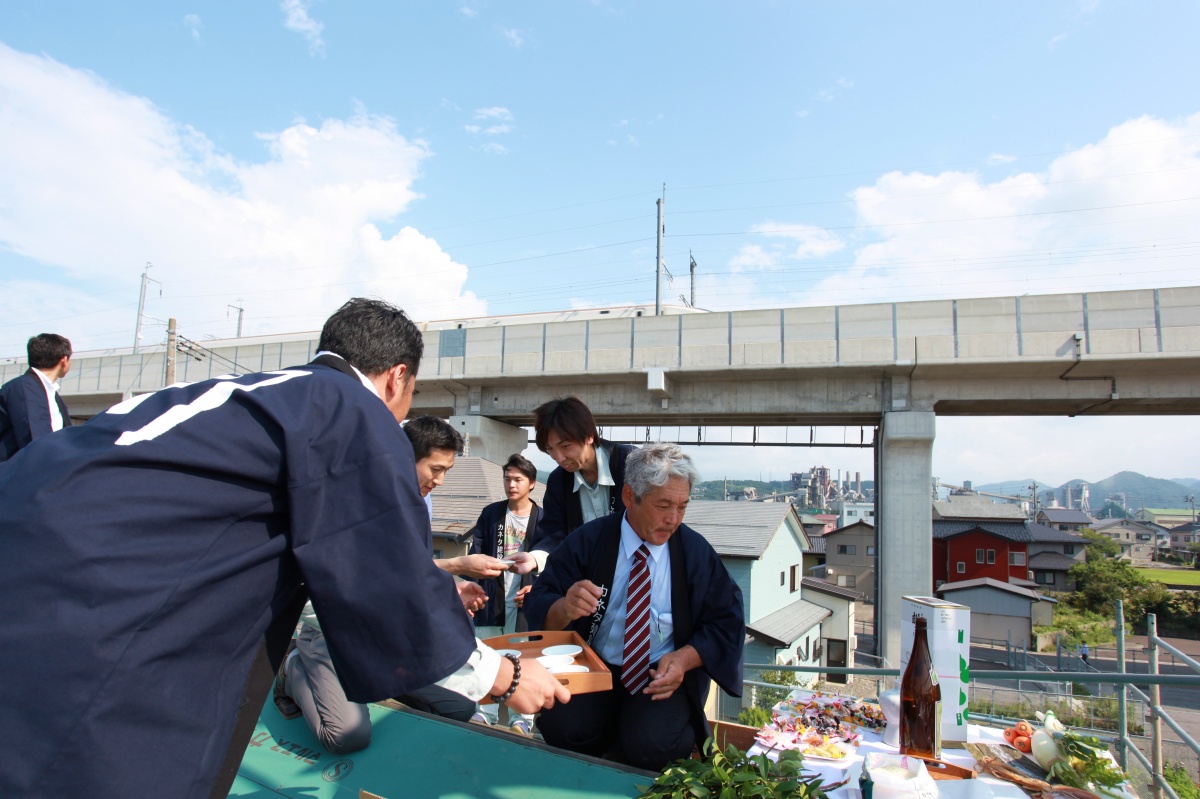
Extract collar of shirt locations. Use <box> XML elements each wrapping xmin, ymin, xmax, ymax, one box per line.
<box><xmin>31</xmin><ymin>367</ymin><xmax>60</xmax><ymax>394</ymax></box>
<box><xmin>314</xmin><ymin>351</ymin><xmax>379</xmax><ymax>397</ymax></box>
<box><xmin>573</xmin><ymin>442</ymin><xmax>614</xmax><ymax>493</ymax></box>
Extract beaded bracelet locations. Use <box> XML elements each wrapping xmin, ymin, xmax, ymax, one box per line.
<box><xmin>490</xmin><ymin>652</ymin><xmax>521</xmax><ymax>704</ymax></box>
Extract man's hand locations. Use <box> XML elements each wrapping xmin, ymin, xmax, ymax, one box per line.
<box><xmin>645</xmin><ymin>645</ymin><xmax>702</xmax><ymax>701</ymax></box>
<box><xmin>510</xmin><ymin>551</ymin><xmax>537</xmax><ymax>575</ymax></box>
<box><xmin>545</xmin><ymin>580</ymin><xmax>603</xmax><ymax>630</ymax></box>
<box><xmin>491</xmin><ymin>657</ymin><xmax>571</xmax><ymax>714</ymax></box>
<box><xmin>456</xmin><ymin>580</ymin><xmax>487</xmax><ymax>615</ymax></box>
<box><xmin>513</xmin><ymin>584</ymin><xmax>532</xmax><ymax>608</ymax></box>
<box><xmin>437</xmin><ymin>553</ymin><xmax>508</xmax><ymax>579</ymax></box>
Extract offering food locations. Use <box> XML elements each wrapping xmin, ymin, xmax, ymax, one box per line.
<box><xmin>773</xmin><ymin>690</ymin><xmax>887</xmax><ymax>739</ymax></box>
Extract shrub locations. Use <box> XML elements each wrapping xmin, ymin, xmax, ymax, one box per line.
<box><xmin>1164</xmin><ymin>763</ymin><xmax>1200</xmax><ymax>799</ymax></box>
<box><xmin>738</xmin><ymin>705</ymin><xmax>772</xmax><ymax>729</ymax></box>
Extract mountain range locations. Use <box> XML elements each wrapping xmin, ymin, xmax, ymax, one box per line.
<box><xmin>976</xmin><ymin>472</ymin><xmax>1199</xmax><ymax>514</ymax></box>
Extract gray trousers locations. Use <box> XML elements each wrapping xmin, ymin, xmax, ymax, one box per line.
<box><xmin>285</xmin><ymin>625</ymin><xmax>373</xmax><ymax>754</ymax></box>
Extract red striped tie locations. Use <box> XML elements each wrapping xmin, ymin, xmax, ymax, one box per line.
<box><xmin>622</xmin><ymin>545</ymin><xmax>652</xmax><ymax>694</ymax></box>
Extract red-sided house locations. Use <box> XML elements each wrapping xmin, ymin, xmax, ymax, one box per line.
<box><xmin>933</xmin><ymin>521</ymin><xmax>1032</xmax><ymax>587</ymax></box>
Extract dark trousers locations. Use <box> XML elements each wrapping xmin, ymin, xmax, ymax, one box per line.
<box><xmin>394</xmin><ymin>683</ymin><xmax>476</xmax><ymax>723</ymax></box>
<box><xmin>537</xmin><ymin>661</ymin><xmax>696</xmax><ymax>772</ymax></box>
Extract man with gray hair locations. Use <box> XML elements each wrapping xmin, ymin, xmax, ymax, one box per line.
<box><xmin>525</xmin><ymin>442</ymin><xmax>745</xmax><ymax>771</ymax></box>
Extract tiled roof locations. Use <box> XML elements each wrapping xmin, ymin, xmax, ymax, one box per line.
<box><xmin>1038</xmin><ymin>508</ymin><xmax>1095</xmax><ymax>524</ymax></box>
<box><xmin>933</xmin><ymin>495</ymin><xmax>1027</xmax><ymax>521</ymax></box>
<box><xmin>1168</xmin><ymin>520</ymin><xmax>1200</xmax><ymax>533</ymax></box>
<box><xmin>746</xmin><ymin>598</ymin><xmax>832</xmax><ymax>648</ymax></box>
<box><xmin>827</xmin><ymin>520</ymin><xmax>874</xmax><ymax>535</ymax></box>
<box><xmin>1029</xmin><ymin>551</ymin><xmax>1080</xmax><ymax>571</ymax></box>
<box><xmin>683</xmin><ymin>500</ymin><xmax>801</xmax><ymax>558</ymax></box>
<box><xmin>932</xmin><ymin>520</ymin><xmax>1032</xmax><ymax>542</ymax></box>
<box><xmin>936</xmin><ymin>576</ymin><xmax>1056</xmax><ymax>602</ymax></box>
<box><xmin>430</xmin><ymin>457</ymin><xmax>546</xmax><ymax>540</ymax></box>
<box><xmin>1025</xmin><ymin>522</ymin><xmax>1087</xmax><ymax>544</ymax></box>
<box><xmin>801</xmin><ymin>576</ymin><xmax>865</xmax><ymax>602</ymax></box>
<box><xmin>1093</xmin><ymin>518</ymin><xmax>1156</xmax><ymax>534</ymax></box>
<box><xmin>807</xmin><ymin>536</ymin><xmax>827</xmax><ymax>555</ymax></box>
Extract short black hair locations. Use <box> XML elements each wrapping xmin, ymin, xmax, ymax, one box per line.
<box><xmin>317</xmin><ymin>298</ymin><xmax>423</xmax><ymax>377</ymax></box>
<box><xmin>533</xmin><ymin>396</ymin><xmax>598</xmax><ymax>452</ymax></box>
<box><xmin>28</xmin><ymin>334</ymin><xmax>72</xmax><ymax>370</ymax></box>
<box><xmin>503</xmin><ymin>454</ymin><xmax>537</xmax><ymax>483</ymax></box>
<box><xmin>403</xmin><ymin>416</ymin><xmax>464</xmax><ymax>462</ymax></box>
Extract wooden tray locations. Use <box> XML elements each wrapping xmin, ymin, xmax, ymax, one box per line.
<box><xmin>906</xmin><ymin>753</ymin><xmax>976</xmax><ymax>780</ymax></box>
<box><xmin>479</xmin><ymin>630</ymin><xmax>612</xmax><ymax>703</ymax></box>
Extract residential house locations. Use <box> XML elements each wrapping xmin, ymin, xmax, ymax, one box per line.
<box><xmin>937</xmin><ymin>577</ymin><xmax>1056</xmax><ymax>646</ymax></box>
<box><xmin>933</xmin><ymin>519</ymin><xmax>1032</xmax><ymax>587</ymax></box>
<box><xmin>821</xmin><ymin>520</ymin><xmax>876</xmax><ymax>603</ymax></box>
<box><xmin>1091</xmin><ymin>518</ymin><xmax>1160</xmax><ymax>566</ymax></box>
<box><xmin>1026</xmin><ymin>522</ymin><xmax>1087</xmax><ymax>590</ymax></box>
<box><xmin>1035</xmin><ymin>507</ymin><xmax>1095</xmax><ymax>532</ymax></box>
<box><xmin>1168</xmin><ymin>520</ymin><xmax>1200</xmax><ymax>560</ymax></box>
<box><xmin>800</xmin><ymin>577</ymin><xmax>865</xmax><ymax>684</ymax></box>
<box><xmin>428</xmin><ymin>456</ymin><xmax>546</xmax><ymax>560</ymax></box>
<box><xmin>682</xmin><ymin>501</ymin><xmax>835</xmax><ymax>717</ymax></box>
<box><xmin>831</xmin><ymin>499</ymin><xmax>875</xmax><ymax>529</ymax></box>
<box><xmin>802</xmin><ymin>532</ymin><xmax>826</xmax><ymax>578</ymax></box>
<box><xmin>1133</xmin><ymin>507</ymin><xmax>1196</xmax><ymax>528</ymax></box>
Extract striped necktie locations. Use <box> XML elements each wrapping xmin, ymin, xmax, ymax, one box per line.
<box><xmin>622</xmin><ymin>544</ymin><xmax>652</xmax><ymax>694</ymax></box>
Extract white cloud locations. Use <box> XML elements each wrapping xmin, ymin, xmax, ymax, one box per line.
<box><xmin>474</xmin><ymin>107</ymin><xmax>513</xmax><ymax>121</ymax></box>
<box><xmin>501</xmin><ymin>27</ymin><xmax>525</xmax><ymax>48</ymax></box>
<box><xmin>986</xmin><ymin>152</ymin><xmax>1017</xmax><ymax>165</ymax></box>
<box><xmin>795</xmin><ymin>109</ymin><xmax>810</xmax><ymax>119</ymax></box>
<box><xmin>0</xmin><ymin>43</ymin><xmax>485</xmax><ymax>355</ymax></box>
<box><xmin>484</xmin><ymin>124</ymin><xmax>512</xmax><ymax>135</ymax></box>
<box><xmin>1048</xmin><ymin>32</ymin><xmax>1070</xmax><ymax>49</ymax></box>
<box><xmin>183</xmin><ymin>14</ymin><xmax>203</xmax><ymax>42</ymax></box>
<box><xmin>280</xmin><ymin>0</ymin><xmax>326</xmax><ymax>56</ymax></box>
<box><xmin>463</xmin><ymin>124</ymin><xmax>481</xmax><ymax>133</ymax></box>
<box><xmin>728</xmin><ymin>245</ymin><xmax>779</xmax><ymax>270</ymax></box>
<box><xmin>818</xmin><ymin>77</ymin><xmax>854</xmax><ymax>102</ymax></box>
<box><xmin>750</xmin><ymin>222</ymin><xmax>846</xmax><ymax>259</ymax></box>
<box><xmin>801</xmin><ymin>113</ymin><xmax>1200</xmax><ymax>306</ymax></box>
<box><xmin>481</xmin><ymin>142</ymin><xmax>508</xmax><ymax>155</ymax></box>
<box><xmin>459</xmin><ymin>5</ymin><xmax>479</xmax><ymax>18</ymax></box>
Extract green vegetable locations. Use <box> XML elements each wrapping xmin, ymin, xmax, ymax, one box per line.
<box><xmin>638</xmin><ymin>738</ymin><xmax>830</xmax><ymax>799</ymax></box>
<box><xmin>1046</xmin><ymin>731</ymin><xmax>1127</xmax><ymax>790</ymax></box>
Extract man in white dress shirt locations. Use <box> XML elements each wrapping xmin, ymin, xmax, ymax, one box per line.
<box><xmin>0</xmin><ymin>333</ymin><xmax>73</xmax><ymax>461</ymax></box>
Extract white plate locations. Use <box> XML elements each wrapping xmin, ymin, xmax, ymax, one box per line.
<box><xmin>494</xmin><ymin>649</ymin><xmax>524</xmax><ymax>659</ymax></box>
<box><xmin>541</xmin><ymin>644</ymin><xmax>583</xmax><ymax>658</ymax></box>
<box><xmin>536</xmin><ymin>654</ymin><xmax>575</xmax><ymax>669</ymax></box>
<box><xmin>801</xmin><ymin>741</ymin><xmax>853</xmax><ymax>763</ymax></box>
<box><xmin>547</xmin><ymin>664</ymin><xmax>590</xmax><ymax>674</ymax></box>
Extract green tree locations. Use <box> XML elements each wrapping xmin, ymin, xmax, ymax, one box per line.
<box><xmin>1079</xmin><ymin>529</ymin><xmax>1121</xmax><ymax>561</ymax></box>
<box><xmin>1067</xmin><ymin>558</ymin><xmax>1151</xmax><ymax>615</ymax></box>
<box><xmin>751</xmin><ymin>668</ymin><xmax>800</xmax><ymax>711</ymax></box>
<box><xmin>1188</xmin><ymin>542</ymin><xmax>1200</xmax><ymax>568</ymax></box>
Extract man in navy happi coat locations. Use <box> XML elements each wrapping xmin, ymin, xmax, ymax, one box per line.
<box><xmin>0</xmin><ymin>298</ymin><xmax>566</xmax><ymax>799</ymax></box>
<box><xmin>525</xmin><ymin>442</ymin><xmax>745</xmax><ymax>771</ymax></box>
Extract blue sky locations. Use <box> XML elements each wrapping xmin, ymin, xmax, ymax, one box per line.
<box><xmin>2</xmin><ymin>1</ymin><xmax>1198</xmax><ymax>489</ymax></box>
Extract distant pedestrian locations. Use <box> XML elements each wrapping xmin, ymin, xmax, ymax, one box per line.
<box><xmin>1079</xmin><ymin>642</ymin><xmax>1089</xmax><ymax>665</ymax></box>
<box><xmin>0</xmin><ymin>333</ymin><xmax>73</xmax><ymax>461</ymax></box>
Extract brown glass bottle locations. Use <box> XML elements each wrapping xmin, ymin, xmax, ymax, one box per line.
<box><xmin>899</xmin><ymin>614</ymin><xmax>942</xmax><ymax>759</ymax></box>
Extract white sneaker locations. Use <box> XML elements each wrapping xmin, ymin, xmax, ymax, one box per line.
<box><xmin>509</xmin><ymin>718</ymin><xmax>533</xmax><ymax>736</ymax></box>
<box><xmin>469</xmin><ymin>712</ymin><xmax>491</xmax><ymax>726</ymax></box>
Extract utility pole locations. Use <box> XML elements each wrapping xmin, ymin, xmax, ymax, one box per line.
<box><xmin>165</xmin><ymin>318</ymin><xmax>177</xmax><ymax>383</ymax></box>
<box><xmin>133</xmin><ymin>262</ymin><xmax>161</xmax><ymax>353</ymax></box>
<box><xmin>228</xmin><ymin>300</ymin><xmax>244</xmax><ymax>338</ymax></box>
<box><xmin>1186</xmin><ymin>494</ymin><xmax>1197</xmax><ymax>522</ymax></box>
<box><xmin>689</xmin><ymin>250</ymin><xmax>697</xmax><ymax>307</ymax></box>
<box><xmin>655</xmin><ymin>184</ymin><xmax>665</xmax><ymax>316</ymax></box>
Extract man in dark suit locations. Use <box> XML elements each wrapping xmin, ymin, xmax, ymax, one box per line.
<box><xmin>525</xmin><ymin>396</ymin><xmax>635</xmax><ymax>566</ymax></box>
<box><xmin>525</xmin><ymin>442</ymin><xmax>745</xmax><ymax>772</ymax></box>
<box><xmin>0</xmin><ymin>333</ymin><xmax>73</xmax><ymax>461</ymax></box>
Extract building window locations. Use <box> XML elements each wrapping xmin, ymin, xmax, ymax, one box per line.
<box><xmin>976</xmin><ymin>549</ymin><xmax>985</xmax><ymax>563</ymax></box>
<box><xmin>780</xmin><ymin>571</ymin><xmax>785</xmax><ymax>586</ymax></box>
<box><xmin>837</xmin><ymin>544</ymin><xmax>856</xmax><ymax>555</ymax></box>
<box><xmin>790</xmin><ymin>565</ymin><xmax>800</xmax><ymax>593</ymax></box>
<box><xmin>847</xmin><ymin>510</ymin><xmax>857</xmax><ymax>517</ymax></box>
<box><xmin>837</xmin><ymin>574</ymin><xmax>857</xmax><ymax>588</ymax></box>
<box><xmin>1009</xmin><ymin>552</ymin><xmax>1026</xmax><ymax>566</ymax></box>
<box><xmin>987</xmin><ymin>550</ymin><xmax>996</xmax><ymax>564</ymax></box>
<box><xmin>1064</xmin><ymin>544</ymin><xmax>1076</xmax><ymax>555</ymax></box>
<box><xmin>867</xmin><ymin>546</ymin><xmax>876</xmax><ymax>556</ymax></box>
<box><xmin>1034</xmin><ymin>571</ymin><xmax>1055</xmax><ymax>585</ymax></box>
<box><xmin>956</xmin><ymin>561</ymin><xmax>966</xmax><ymax>574</ymax></box>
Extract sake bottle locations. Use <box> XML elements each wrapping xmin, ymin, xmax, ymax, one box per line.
<box><xmin>899</xmin><ymin>614</ymin><xmax>942</xmax><ymax>759</ymax></box>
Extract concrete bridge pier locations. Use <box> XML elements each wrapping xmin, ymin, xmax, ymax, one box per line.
<box><xmin>449</xmin><ymin>415</ymin><xmax>529</xmax><ymax>464</ymax></box>
<box><xmin>876</xmin><ymin>410</ymin><xmax>935</xmax><ymax>668</ymax></box>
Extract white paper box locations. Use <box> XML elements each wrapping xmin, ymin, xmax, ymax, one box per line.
<box><xmin>900</xmin><ymin>595</ymin><xmax>971</xmax><ymax>743</ymax></box>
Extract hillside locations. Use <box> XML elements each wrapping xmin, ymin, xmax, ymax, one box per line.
<box><xmin>977</xmin><ymin>471</ymin><xmax>1196</xmax><ymax>514</ymax></box>
<box><xmin>1173</xmin><ymin>477</ymin><xmax>1200</xmax><ymax>490</ymax></box>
